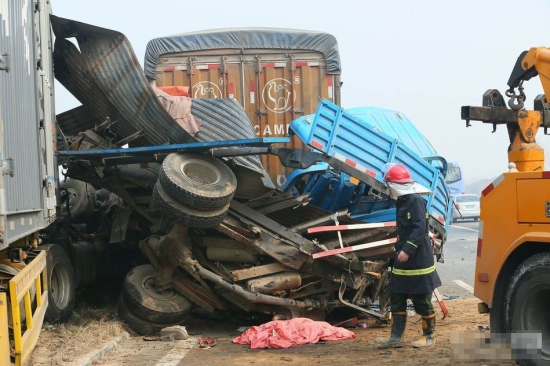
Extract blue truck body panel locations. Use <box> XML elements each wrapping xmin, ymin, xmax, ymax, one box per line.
<box><xmin>345</xmin><ymin>107</ymin><xmax>438</xmax><ymax>158</ymax></box>
<box><xmin>287</xmin><ymin>100</ymin><xmax>451</xmax><ymax>235</ymax></box>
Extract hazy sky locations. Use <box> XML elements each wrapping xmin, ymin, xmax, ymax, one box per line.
<box><xmin>51</xmin><ymin>0</ymin><xmax>550</xmax><ymax>184</ymax></box>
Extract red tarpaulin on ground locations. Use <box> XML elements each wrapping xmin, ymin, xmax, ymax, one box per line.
<box><xmin>232</xmin><ymin>318</ymin><xmax>356</xmax><ymax>349</ymax></box>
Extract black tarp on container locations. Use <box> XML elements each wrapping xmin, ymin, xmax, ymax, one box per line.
<box><xmin>143</xmin><ymin>28</ymin><xmax>341</xmax><ymax>80</ymax></box>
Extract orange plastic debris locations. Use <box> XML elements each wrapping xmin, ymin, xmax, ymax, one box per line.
<box><xmin>158</xmin><ymin>86</ymin><xmax>190</xmax><ymax>97</ymax></box>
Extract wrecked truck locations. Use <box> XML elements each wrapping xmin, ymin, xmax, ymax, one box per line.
<box><xmin>55</xmin><ymin>98</ymin><xmax>452</xmax><ymax>335</ymax></box>
<box><xmin>0</xmin><ymin>12</ymin><xmax>454</xmax><ymax>362</ymax></box>
<box><xmin>50</xmin><ymin>16</ymin><xmax>405</xmax><ymax>333</ymax></box>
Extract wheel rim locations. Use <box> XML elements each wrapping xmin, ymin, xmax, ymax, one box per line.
<box><xmin>179</xmin><ymin>159</ymin><xmax>222</xmax><ymax>186</ymax></box>
<box><xmin>520</xmin><ymin>283</ymin><xmax>550</xmax><ymax>358</ymax></box>
<box><xmin>50</xmin><ymin>263</ymin><xmax>71</xmax><ymax>310</ymax></box>
<box><xmin>142</xmin><ymin>275</ymin><xmax>179</xmax><ymax>301</ymax></box>
<box><xmin>62</xmin><ymin>188</ymin><xmax>78</xmax><ymax>210</ymax></box>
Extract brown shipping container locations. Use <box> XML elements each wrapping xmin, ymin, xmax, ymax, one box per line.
<box><xmin>145</xmin><ymin>29</ymin><xmax>341</xmax><ymax>187</ymax></box>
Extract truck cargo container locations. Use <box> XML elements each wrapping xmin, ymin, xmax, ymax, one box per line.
<box><xmin>147</xmin><ymin>28</ymin><xmax>341</xmax><ymax>187</ymax></box>
<box><xmin>1</xmin><ymin>1</ymin><xmax>56</xmax><ymax>364</ymax></box>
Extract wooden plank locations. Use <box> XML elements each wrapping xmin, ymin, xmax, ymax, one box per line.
<box><xmin>312</xmin><ymin>238</ymin><xmax>397</xmax><ymax>259</ymax></box>
<box><xmin>231</xmin><ymin>262</ymin><xmax>287</xmax><ymax>281</ymax></box>
<box><xmin>307</xmin><ymin>221</ymin><xmax>396</xmax><ymax>234</ymax></box>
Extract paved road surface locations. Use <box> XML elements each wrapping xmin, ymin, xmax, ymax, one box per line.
<box><xmin>436</xmin><ymin>219</ymin><xmax>480</xmax><ymax>299</ymax></box>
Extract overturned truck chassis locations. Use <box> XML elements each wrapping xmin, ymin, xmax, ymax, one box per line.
<box><xmin>60</xmin><ymin>134</ymin><xmax>397</xmax><ymax>326</ymax></box>
<box><xmin>139</xmin><ymin>199</ymin><xmax>395</xmax><ymax>323</ymax></box>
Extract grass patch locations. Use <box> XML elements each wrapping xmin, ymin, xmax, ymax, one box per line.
<box><xmin>29</xmin><ymin>303</ymin><xmax>126</xmax><ymax>365</ymax></box>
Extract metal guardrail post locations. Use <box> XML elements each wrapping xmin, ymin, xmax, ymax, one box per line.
<box><xmin>9</xmin><ymin>251</ymin><xmax>48</xmax><ymax>366</ymax></box>
<box><xmin>0</xmin><ymin>292</ymin><xmax>10</xmax><ymax>366</ymax></box>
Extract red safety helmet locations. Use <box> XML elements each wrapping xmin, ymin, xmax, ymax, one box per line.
<box><xmin>384</xmin><ymin>164</ymin><xmax>413</xmax><ymax>184</ymax></box>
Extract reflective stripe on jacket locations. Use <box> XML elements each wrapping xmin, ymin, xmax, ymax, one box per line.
<box><xmin>389</xmin><ymin>193</ymin><xmax>441</xmax><ymax>294</ymax></box>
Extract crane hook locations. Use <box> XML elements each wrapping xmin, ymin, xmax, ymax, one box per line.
<box><xmin>505</xmin><ymin>85</ymin><xmax>526</xmax><ymax>111</ymax></box>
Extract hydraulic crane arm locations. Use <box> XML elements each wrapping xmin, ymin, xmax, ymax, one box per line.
<box><xmin>506</xmin><ymin>47</ymin><xmax>550</xmax><ymax>110</ymax></box>
<box><xmin>461</xmin><ymin>47</ymin><xmax>550</xmax><ymax>172</ymax></box>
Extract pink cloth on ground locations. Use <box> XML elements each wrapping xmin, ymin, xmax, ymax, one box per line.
<box><xmin>232</xmin><ymin>318</ymin><xmax>356</xmax><ymax>349</ymax></box>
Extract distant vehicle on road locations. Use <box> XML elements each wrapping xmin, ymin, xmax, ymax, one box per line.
<box><xmin>446</xmin><ymin>162</ymin><xmax>465</xmax><ymax>196</ymax></box>
<box><xmin>452</xmin><ymin>194</ymin><xmax>480</xmax><ymax>222</ymax></box>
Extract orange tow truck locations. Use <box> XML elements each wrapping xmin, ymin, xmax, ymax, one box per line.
<box><xmin>461</xmin><ymin>47</ymin><xmax>550</xmax><ymax>366</ymax></box>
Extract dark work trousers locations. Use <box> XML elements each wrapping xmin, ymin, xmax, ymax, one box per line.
<box><xmin>390</xmin><ymin>292</ymin><xmax>435</xmax><ymax>316</ymax></box>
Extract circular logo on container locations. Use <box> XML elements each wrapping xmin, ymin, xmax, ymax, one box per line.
<box><xmin>262</xmin><ymin>78</ymin><xmax>295</xmax><ymax>113</ymax></box>
<box><xmin>193</xmin><ymin>81</ymin><xmax>222</xmax><ymax>99</ymax></box>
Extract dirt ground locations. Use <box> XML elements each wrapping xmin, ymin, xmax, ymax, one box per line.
<box><xmin>30</xmin><ymin>298</ymin><xmax>518</xmax><ymax>366</ymax></box>
<box><xmin>28</xmin><ymin>305</ymin><xmax>124</xmax><ymax>365</ymax></box>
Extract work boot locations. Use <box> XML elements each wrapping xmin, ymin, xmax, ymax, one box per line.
<box><xmin>375</xmin><ymin>312</ymin><xmax>407</xmax><ymax>348</ymax></box>
<box><xmin>411</xmin><ymin>313</ymin><xmax>436</xmax><ymax>348</ymax></box>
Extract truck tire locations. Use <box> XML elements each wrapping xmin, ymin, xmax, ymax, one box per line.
<box><xmin>117</xmin><ymin>295</ymin><xmax>166</xmax><ymax>336</ymax></box>
<box><xmin>159</xmin><ymin>152</ymin><xmax>237</xmax><ymax>210</ymax></box>
<box><xmin>59</xmin><ymin>179</ymin><xmax>96</xmax><ymax>221</ymax></box>
<box><xmin>153</xmin><ymin>181</ymin><xmax>229</xmax><ymax>228</ymax></box>
<box><xmin>506</xmin><ymin>252</ymin><xmax>550</xmax><ymax>366</ymax></box>
<box><xmin>121</xmin><ymin>265</ymin><xmax>192</xmax><ymax>324</ymax></box>
<box><xmin>39</xmin><ymin>244</ymin><xmax>76</xmax><ymax>323</ymax></box>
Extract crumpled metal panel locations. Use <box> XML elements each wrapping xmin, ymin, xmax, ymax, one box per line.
<box><xmin>51</xmin><ymin>16</ymin><xmax>268</xmax><ymax>179</ymax></box>
<box><xmin>56</xmin><ymin>105</ymin><xmax>101</xmax><ymax>137</ymax></box>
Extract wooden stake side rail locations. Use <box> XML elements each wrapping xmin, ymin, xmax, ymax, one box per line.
<box><xmin>307</xmin><ymin>221</ymin><xmax>396</xmax><ymax>234</ymax></box>
<box><xmin>312</xmin><ymin>238</ymin><xmax>397</xmax><ymax>259</ymax></box>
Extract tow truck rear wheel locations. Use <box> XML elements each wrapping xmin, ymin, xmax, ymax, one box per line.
<box><xmin>506</xmin><ymin>252</ymin><xmax>550</xmax><ymax>366</ymax></box>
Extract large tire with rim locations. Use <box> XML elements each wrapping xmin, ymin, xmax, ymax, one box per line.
<box><xmin>153</xmin><ymin>181</ymin><xmax>228</xmax><ymax>228</ymax></box>
<box><xmin>117</xmin><ymin>295</ymin><xmax>167</xmax><ymax>336</ymax></box>
<box><xmin>121</xmin><ymin>264</ymin><xmax>192</xmax><ymax>324</ymax></box>
<box><xmin>59</xmin><ymin>179</ymin><xmax>96</xmax><ymax>221</ymax></box>
<box><xmin>501</xmin><ymin>253</ymin><xmax>550</xmax><ymax>366</ymax></box>
<box><xmin>159</xmin><ymin>152</ymin><xmax>236</xmax><ymax>210</ymax></box>
<box><xmin>38</xmin><ymin>244</ymin><xmax>76</xmax><ymax>323</ymax></box>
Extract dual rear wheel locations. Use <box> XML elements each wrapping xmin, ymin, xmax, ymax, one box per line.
<box><xmin>154</xmin><ymin>153</ymin><xmax>237</xmax><ymax>228</ymax></box>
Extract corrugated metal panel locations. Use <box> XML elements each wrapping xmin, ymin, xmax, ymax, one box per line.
<box><xmin>0</xmin><ymin>0</ymin><xmax>53</xmax><ymax>246</ymax></box>
<box><xmin>51</xmin><ymin>16</ymin><xmax>268</xmax><ymax>184</ymax></box>
<box><xmin>0</xmin><ymin>0</ymin><xmax>43</xmax><ymax>213</ymax></box>
<box><xmin>56</xmin><ymin>105</ymin><xmax>101</xmax><ymax>137</ymax></box>
<box><xmin>156</xmin><ymin>48</ymin><xmax>341</xmax><ymax>187</ymax></box>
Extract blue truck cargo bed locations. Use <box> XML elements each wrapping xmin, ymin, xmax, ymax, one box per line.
<box><xmin>287</xmin><ymin>99</ymin><xmax>452</xmax><ymax>241</ymax></box>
